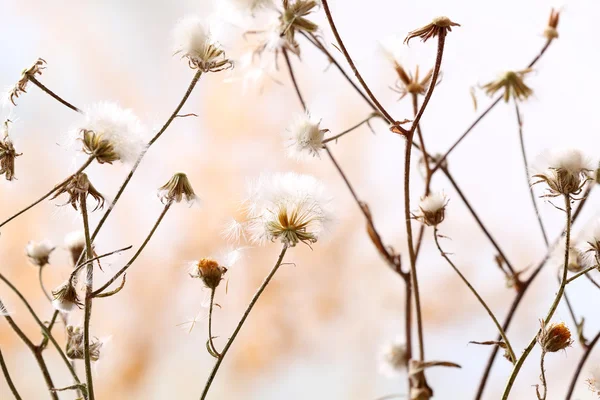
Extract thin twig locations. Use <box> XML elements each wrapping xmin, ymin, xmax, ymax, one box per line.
<box><xmin>199</xmin><ymin>244</ymin><xmax>288</xmax><ymax>399</ymax></box>
<box><xmin>282</xmin><ymin>48</ymin><xmax>306</xmax><ymax>110</ymax></box>
<box><xmin>28</xmin><ymin>76</ymin><xmax>82</xmax><ymax>113</ymax></box>
<box><xmin>207</xmin><ymin>288</ymin><xmax>221</xmax><ymax>357</ymax></box>
<box><xmin>537</xmin><ymin>351</ymin><xmax>548</xmax><ymax>400</ymax></box>
<box><xmin>566</xmin><ymin>264</ymin><xmax>600</xmax><ymax>284</ymax></box>
<box><xmin>80</xmin><ymin>196</ymin><xmax>96</xmax><ymax>400</ymax></box>
<box><xmin>565</xmin><ymin>331</ymin><xmax>600</xmax><ymax>399</ymax></box>
<box><xmin>0</xmin><ymin>347</ymin><xmax>22</xmax><ymax>400</ymax></box>
<box><xmin>322</xmin><ymin>113</ymin><xmax>380</xmax><ymax>144</ymax></box>
<box><xmin>38</xmin><ymin>267</ymin><xmax>51</xmax><ymax>302</ymax></box>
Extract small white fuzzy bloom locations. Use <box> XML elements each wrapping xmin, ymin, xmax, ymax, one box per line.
<box><xmin>415</xmin><ymin>191</ymin><xmax>448</xmax><ymax>226</ymax></box>
<box><xmin>378</xmin><ymin>337</ymin><xmax>408</xmax><ymax>378</ymax></box>
<box><xmin>173</xmin><ymin>16</ymin><xmax>232</xmax><ymax>72</ymax></box>
<box><xmin>244</xmin><ymin>172</ymin><xmax>332</xmax><ymax>247</ymax></box>
<box><xmin>73</xmin><ymin>102</ymin><xmax>146</xmax><ymax>164</ymax></box>
<box><xmin>532</xmin><ymin>149</ymin><xmax>593</xmax><ymax>197</ymax></box>
<box><xmin>284</xmin><ymin>112</ymin><xmax>327</xmax><ymax>160</ymax></box>
<box><xmin>25</xmin><ymin>239</ymin><xmax>55</xmax><ymax>267</ymax></box>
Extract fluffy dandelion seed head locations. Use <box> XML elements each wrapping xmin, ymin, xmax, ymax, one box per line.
<box><xmin>284</xmin><ymin>112</ymin><xmax>326</xmax><ymax>160</ymax></box>
<box><xmin>537</xmin><ymin>321</ymin><xmax>573</xmax><ymax>353</ymax></box>
<box><xmin>415</xmin><ymin>191</ymin><xmax>448</xmax><ymax>226</ymax></box>
<box><xmin>532</xmin><ymin>149</ymin><xmax>593</xmax><ymax>197</ymax></box>
<box><xmin>74</xmin><ymin>102</ymin><xmax>146</xmax><ymax>165</ymax></box>
<box><xmin>245</xmin><ymin>172</ymin><xmax>332</xmax><ymax>247</ymax></box>
<box><xmin>51</xmin><ymin>281</ymin><xmax>82</xmax><ymax>313</ymax></box>
<box><xmin>173</xmin><ymin>16</ymin><xmax>232</xmax><ymax>72</ymax></box>
<box><xmin>25</xmin><ymin>239</ymin><xmax>55</xmax><ymax>267</ymax></box>
<box><xmin>378</xmin><ymin>337</ymin><xmax>408</xmax><ymax>377</ymax></box>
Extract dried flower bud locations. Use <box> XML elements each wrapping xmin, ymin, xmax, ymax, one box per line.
<box><xmin>66</xmin><ymin>326</ymin><xmax>102</xmax><ymax>362</ymax></box>
<box><xmin>65</xmin><ymin>231</ymin><xmax>87</xmax><ymax>266</ymax></box>
<box><xmin>25</xmin><ymin>240</ymin><xmax>55</xmax><ymax>267</ymax></box>
<box><xmin>414</xmin><ymin>192</ymin><xmax>448</xmax><ymax>226</ymax></box>
<box><xmin>532</xmin><ymin>149</ymin><xmax>592</xmax><ymax>198</ymax></box>
<box><xmin>281</xmin><ymin>0</ymin><xmax>319</xmax><ymax>44</ymax></box>
<box><xmin>51</xmin><ymin>173</ymin><xmax>105</xmax><ymax>211</ymax></box>
<box><xmin>537</xmin><ymin>321</ymin><xmax>573</xmax><ymax>353</ymax></box>
<box><xmin>7</xmin><ymin>58</ymin><xmax>46</xmax><ymax>106</ymax></box>
<box><xmin>392</xmin><ymin>64</ymin><xmax>436</xmax><ymax>100</ymax></box>
<box><xmin>52</xmin><ymin>281</ymin><xmax>83</xmax><ymax>313</ymax></box>
<box><xmin>0</xmin><ymin>120</ymin><xmax>22</xmax><ymax>181</ymax></box>
<box><xmin>379</xmin><ymin>337</ymin><xmax>408</xmax><ymax>377</ymax></box>
<box><xmin>158</xmin><ymin>172</ymin><xmax>198</xmax><ymax>204</ymax></box>
<box><xmin>544</xmin><ymin>8</ymin><xmax>560</xmax><ymax>40</ymax></box>
<box><xmin>482</xmin><ymin>69</ymin><xmax>533</xmax><ymax>103</ymax></box>
<box><xmin>404</xmin><ymin>16</ymin><xmax>460</xmax><ymax>44</ymax></box>
<box><xmin>190</xmin><ymin>258</ymin><xmax>228</xmax><ymax>290</ymax></box>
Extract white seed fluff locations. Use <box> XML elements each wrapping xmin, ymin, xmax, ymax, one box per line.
<box><xmin>173</xmin><ymin>16</ymin><xmax>224</xmax><ymax>68</ymax></box>
<box><xmin>419</xmin><ymin>191</ymin><xmax>448</xmax><ymax>213</ymax></box>
<box><xmin>378</xmin><ymin>337</ymin><xmax>408</xmax><ymax>378</ymax></box>
<box><xmin>64</xmin><ymin>230</ymin><xmax>86</xmax><ymax>252</ymax></box>
<box><xmin>25</xmin><ymin>240</ymin><xmax>54</xmax><ymax>266</ymax></box>
<box><xmin>284</xmin><ymin>112</ymin><xmax>325</xmax><ymax>159</ymax></box>
<box><xmin>74</xmin><ymin>102</ymin><xmax>146</xmax><ymax>164</ymax></box>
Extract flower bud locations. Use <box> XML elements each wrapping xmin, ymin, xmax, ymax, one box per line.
<box><xmin>415</xmin><ymin>192</ymin><xmax>448</xmax><ymax>226</ymax></box>
<box><xmin>537</xmin><ymin>321</ymin><xmax>573</xmax><ymax>353</ymax></box>
<box><xmin>191</xmin><ymin>258</ymin><xmax>227</xmax><ymax>290</ymax></box>
<box><xmin>158</xmin><ymin>172</ymin><xmax>197</xmax><ymax>205</ymax></box>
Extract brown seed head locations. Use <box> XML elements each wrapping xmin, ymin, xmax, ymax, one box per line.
<box><xmin>0</xmin><ymin>120</ymin><xmax>22</xmax><ymax>181</ymax></box>
<box><xmin>52</xmin><ymin>281</ymin><xmax>83</xmax><ymax>313</ymax></box>
<box><xmin>392</xmin><ymin>64</ymin><xmax>436</xmax><ymax>100</ymax></box>
<box><xmin>404</xmin><ymin>16</ymin><xmax>460</xmax><ymax>44</ymax></box>
<box><xmin>51</xmin><ymin>173</ymin><xmax>105</xmax><ymax>211</ymax></box>
<box><xmin>80</xmin><ymin>129</ymin><xmax>119</xmax><ymax>164</ymax></box>
<box><xmin>192</xmin><ymin>258</ymin><xmax>227</xmax><ymax>289</ymax></box>
<box><xmin>158</xmin><ymin>172</ymin><xmax>197</xmax><ymax>204</ymax></box>
<box><xmin>482</xmin><ymin>69</ymin><xmax>533</xmax><ymax>103</ymax></box>
<box><xmin>66</xmin><ymin>326</ymin><xmax>102</xmax><ymax>361</ymax></box>
<box><xmin>537</xmin><ymin>321</ymin><xmax>573</xmax><ymax>353</ymax></box>
<box><xmin>7</xmin><ymin>58</ymin><xmax>46</xmax><ymax>106</ymax></box>
<box><xmin>544</xmin><ymin>8</ymin><xmax>560</xmax><ymax>40</ymax></box>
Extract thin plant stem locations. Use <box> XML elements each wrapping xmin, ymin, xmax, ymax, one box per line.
<box><xmin>0</xmin><ymin>347</ymin><xmax>22</xmax><ymax>400</ymax></box>
<box><xmin>585</xmin><ymin>273</ymin><xmax>600</xmax><ymax>290</ymax></box>
<box><xmin>565</xmin><ymin>331</ymin><xmax>600</xmax><ymax>399</ymax></box>
<box><xmin>38</xmin><ymin>311</ymin><xmax>59</xmax><ymax>350</ymax></box>
<box><xmin>200</xmin><ymin>244</ymin><xmax>288</xmax><ymax>400</ymax></box>
<box><xmin>322</xmin><ymin>113</ymin><xmax>379</xmax><ymax>144</ymax></box>
<box><xmin>537</xmin><ymin>351</ymin><xmax>548</xmax><ymax>400</ymax></box>
<box><xmin>514</xmin><ymin>101</ymin><xmax>549</xmax><ymax>246</ymax></box>
<box><xmin>38</xmin><ymin>267</ymin><xmax>51</xmax><ymax>302</ymax></box>
<box><xmin>433</xmin><ymin>227</ymin><xmax>516</xmax><ymax>363</ymax></box>
<box><xmin>207</xmin><ymin>288</ymin><xmax>220</xmax><ymax>357</ymax></box>
<box><xmin>0</xmin><ymin>155</ymin><xmax>95</xmax><ymax>230</ymax></box>
<box><xmin>502</xmin><ymin>195</ymin><xmax>572</xmax><ymax>399</ymax></box>
<box><xmin>92</xmin><ymin>202</ymin><xmax>172</xmax><ymax>296</ymax></box>
<box><xmin>28</xmin><ymin>76</ymin><xmax>82</xmax><ymax>113</ymax></box>
<box><xmin>71</xmin><ymin>245</ymin><xmax>134</xmax><ymax>277</ymax></box>
<box><xmin>282</xmin><ymin>48</ymin><xmax>306</xmax><ymax>110</ymax></box>
<box><xmin>566</xmin><ymin>264</ymin><xmax>600</xmax><ymax>284</ymax></box>
<box><xmin>80</xmin><ymin>196</ymin><xmax>96</xmax><ymax>400</ymax></box>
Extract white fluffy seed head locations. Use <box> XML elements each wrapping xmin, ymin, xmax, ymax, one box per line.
<box><xmin>532</xmin><ymin>149</ymin><xmax>593</xmax><ymax>197</ymax></box>
<box><xmin>284</xmin><ymin>112</ymin><xmax>325</xmax><ymax>160</ymax></box>
<box><xmin>173</xmin><ymin>16</ymin><xmax>231</xmax><ymax>72</ymax></box>
<box><xmin>64</xmin><ymin>230</ymin><xmax>87</xmax><ymax>266</ymax></box>
<box><xmin>25</xmin><ymin>239</ymin><xmax>55</xmax><ymax>267</ymax></box>
<box><xmin>223</xmin><ymin>0</ymin><xmax>274</xmax><ymax>12</ymax></box>
<box><xmin>378</xmin><ymin>337</ymin><xmax>407</xmax><ymax>378</ymax></box>
<box><xmin>244</xmin><ymin>172</ymin><xmax>332</xmax><ymax>247</ymax></box>
<box><xmin>73</xmin><ymin>102</ymin><xmax>146</xmax><ymax>164</ymax></box>
<box><xmin>415</xmin><ymin>191</ymin><xmax>448</xmax><ymax>226</ymax></box>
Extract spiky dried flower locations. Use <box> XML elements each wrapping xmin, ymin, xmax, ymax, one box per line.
<box><xmin>52</xmin><ymin>281</ymin><xmax>82</xmax><ymax>313</ymax></box>
<box><xmin>414</xmin><ymin>191</ymin><xmax>448</xmax><ymax>226</ymax></box>
<box><xmin>51</xmin><ymin>173</ymin><xmax>105</xmax><ymax>211</ymax></box>
<box><xmin>537</xmin><ymin>320</ymin><xmax>573</xmax><ymax>353</ymax></box>
<box><xmin>280</xmin><ymin>0</ymin><xmax>319</xmax><ymax>43</ymax></box>
<box><xmin>482</xmin><ymin>69</ymin><xmax>534</xmax><ymax>103</ymax></box>
<box><xmin>158</xmin><ymin>172</ymin><xmax>198</xmax><ymax>205</ymax></box>
<box><xmin>7</xmin><ymin>58</ymin><xmax>46</xmax><ymax>106</ymax></box>
<box><xmin>190</xmin><ymin>258</ymin><xmax>228</xmax><ymax>290</ymax></box>
<box><xmin>378</xmin><ymin>337</ymin><xmax>408</xmax><ymax>377</ymax></box>
<box><xmin>404</xmin><ymin>16</ymin><xmax>460</xmax><ymax>45</ymax></box>
<box><xmin>284</xmin><ymin>112</ymin><xmax>328</xmax><ymax>159</ymax></box>
<box><xmin>532</xmin><ymin>149</ymin><xmax>593</xmax><ymax>198</ymax></box>
<box><xmin>74</xmin><ymin>102</ymin><xmax>146</xmax><ymax>165</ymax></box>
<box><xmin>544</xmin><ymin>8</ymin><xmax>560</xmax><ymax>40</ymax></box>
<box><xmin>0</xmin><ymin>120</ymin><xmax>22</xmax><ymax>181</ymax></box>
<box><xmin>65</xmin><ymin>230</ymin><xmax>87</xmax><ymax>266</ymax></box>
<box><xmin>66</xmin><ymin>326</ymin><xmax>102</xmax><ymax>362</ymax></box>
<box><xmin>25</xmin><ymin>240</ymin><xmax>55</xmax><ymax>267</ymax></box>
<box><xmin>243</xmin><ymin>172</ymin><xmax>332</xmax><ymax>247</ymax></box>
<box><xmin>173</xmin><ymin>16</ymin><xmax>233</xmax><ymax>72</ymax></box>
<box><xmin>391</xmin><ymin>63</ymin><xmax>436</xmax><ymax>100</ymax></box>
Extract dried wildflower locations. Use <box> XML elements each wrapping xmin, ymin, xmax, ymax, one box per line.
<box><xmin>414</xmin><ymin>192</ymin><xmax>448</xmax><ymax>226</ymax></box>
<box><xmin>409</xmin><ymin>359</ymin><xmax>461</xmax><ymax>400</ymax></box>
<box><xmin>586</xmin><ymin>366</ymin><xmax>600</xmax><ymax>396</ymax></box>
<box><xmin>25</xmin><ymin>240</ymin><xmax>55</xmax><ymax>267</ymax></box>
<box><xmin>280</xmin><ymin>0</ymin><xmax>319</xmax><ymax>44</ymax></box>
<box><xmin>173</xmin><ymin>16</ymin><xmax>233</xmax><ymax>72</ymax></box>
<box><xmin>66</xmin><ymin>326</ymin><xmax>102</xmax><ymax>362</ymax></box>
<box><xmin>244</xmin><ymin>172</ymin><xmax>332</xmax><ymax>247</ymax></box>
<box><xmin>532</xmin><ymin>149</ymin><xmax>593</xmax><ymax>198</ymax></box>
<box><xmin>391</xmin><ymin>64</ymin><xmax>436</xmax><ymax>100</ymax></box>
<box><xmin>52</xmin><ymin>281</ymin><xmax>83</xmax><ymax>313</ymax></box>
<box><xmin>544</xmin><ymin>8</ymin><xmax>560</xmax><ymax>40</ymax></box>
<box><xmin>0</xmin><ymin>120</ymin><xmax>22</xmax><ymax>181</ymax></box>
<box><xmin>190</xmin><ymin>258</ymin><xmax>228</xmax><ymax>290</ymax></box>
<box><xmin>7</xmin><ymin>58</ymin><xmax>46</xmax><ymax>106</ymax></box>
<box><xmin>51</xmin><ymin>173</ymin><xmax>105</xmax><ymax>211</ymax></box>
<box><xmin>482</xmin><ymin>69</ymin><xmax>533</xmax><ymax>103</ymax></box>
<box><xmin>378</xmin><ymin>337</ymin><xmax>408</xmax><ymax>377</ymax></box>
<box><xmin>284</xmin><ymin>112</ymin><xmax>328</xmax><ymax>159</ymax></box>
<box><xmin>537</xmin><ymin>321</ymin><xmax>573</xmax><ymax>353</ymax></box>
<box><xmin>566</xmin><ymin>245</ymin><xmax>587</xmax><ymax>273</ymax></box>
<box><xmin>158</xmin><ymin>172</ymin><xmax>198</xmax><ymax>205</ymax></box>
<box><xmin>65</xmin><ymin>230</ymin><xmax>86</xmax><ymax>266</ymax></box>
<box><xmin>74</xmin><ymin>102</ymin><xmax>146</xmax><ymax>164</ymax></box>
<box><xmin>404</xmin><ymin>16</ymin><xmax>460</xmax><ymax>44</ymax></box>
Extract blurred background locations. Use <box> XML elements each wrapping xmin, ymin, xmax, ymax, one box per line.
<box><xmin>0</xmin><ymin>0</ymin><xmax>599</xmax><ymax>399</ymax></box>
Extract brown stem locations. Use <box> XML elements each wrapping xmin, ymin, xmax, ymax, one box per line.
<box><xmin>322</xmin><ymin>113</ymin><xmax>380</xmax><ymax>144</ymax></box>
<box><xmin>80</xmin><ymin>195</ymin><xmax>96</xmax><ymax>400</ymax></box>
<box><xmin>282</xmin><ymin>48</ymin><xmax>306</xmax><ymax>110</ymax></box>
<box><xmin>537</xmin><ymin>351</ymin><xmax>548</xmax><ymax>400</ymax></box>
<box><xmin>565</xmin><ymin>331</ymin><xmax>600</xmax><ymax>399</ymax></box>
<box><xmin>207</xmin><ymin>288</ymin><xmax>220</xmax><ymax>357</ymax></box>
<box><xmin>0</xmin><ymin>347</ymin><xmax>22</xmax><ymax>400</ymax></box>
<box><xmin>28</xmin><ymin>76</ymin><xmax>82</xmax><ymax>113</ymax></box>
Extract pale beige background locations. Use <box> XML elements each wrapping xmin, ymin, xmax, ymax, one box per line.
<box><xmin>0</xmin><ymin>0</ymin><xmax>599</xmax><ymax>399</ymax></box>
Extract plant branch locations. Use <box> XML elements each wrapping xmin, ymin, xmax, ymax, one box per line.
<box><xmin>0</xmin><ymin>347</ymin><xmax>22</xmax><ymax>400</ymax></box>
<box><xmin>282</xmin><ymin>48</ymin><xmax>306</xmax><ymax>110</ymax></box>
<box><xmin>80</xmin><ymin>196</ymin><xmax>96</xmax><ymax>400</ymax></box>
<box><xmin>28</xmin><ymin>76</ymin><xmax>82</xmax><ymax>113</ymax></box>
<box><xmin>565</xmin><ymin>330</ymin><xmax>600</xmax><ymax>399</ymax></box>
<box><xmin>207</xmin><ymin>288</ymin><xmax>220</xmax><ymax>357</ymax></box>
<box><xmin>322</xmin><ymin>113</ymin><xmax>380</xmax><ymax>144</ymax></box>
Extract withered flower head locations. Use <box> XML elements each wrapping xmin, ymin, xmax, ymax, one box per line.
<box><xmin>66</xmin><ymin>326</ymin><xmax>103</xmax><ymax>362</ymax></box>
<box><xmin>566</xmin><ymin>245</ymin><xmax>587</xmax><ymax>273</ymax></box>
<box><xmin>52</xmin><ymin>281</ymin><xmax>83</xmax><ymax>313</ymax></box>
<box><xmin>7</xmin><ymin>58</ymin><xmax>46</xmax><ymax>106</ymax></box>
<box><xmin>482</xmin><ymin>69</ymin><xmax>533</xmax><ymax>103</ymax></box>
<box><xmin>392</xmin><ymin>64</ymin><xmax>436</xmax><ymax>100</ymax></box>
<box><xmin>158</xmin><ymin>172</ymin><xmax>197</xmax><ymax>205</ymax></box>
<box><xmin>25</xmin><ymin>240</ymin><xmax>55</xmax><ymax>267</ymax></box>
<box><xmin>414</xmin><ymin>192</ymin><xmax>448</xmax><ymax>226</ymax></box>
<box><xmin>404</xmin><ymin>16</ymin><xmax>460</xmax><ymax>45</ymax></box>
<box><xmin>544</xmin><ymin>8</ymin><xmax>560</xmax><ymax>40</ymax></box>
<box><xmin>0</xmin><ymin>120</ymin><xmax>22</xmax><ymax>181</ymax></box>
<box><xmin>65</xmin><ymin>231</ymin><xmax>87</xmax><ymax>266</ymax></box>
<box><xmin>51</xmin><ymin>173</ymin><xmax>105</xmax><ymax>211</ymax></box>
<box><xmin>280</xmin><ymin>0</ymin><xmax>319</xmax><ymax>44</ymax></box>
<box><xmin>532</xmin><ymin>149</ymin><xmax>592</xmax><ymax>198</ymax></box>
<box><xmin>537</xmin><ymin>320</ymin><xmax>573</xmax><ymax>353</ymax></box>
<box><xmin>190</xmin><ymin>258</ymin><xmax>228</xmax><ymax>290</ymax></box>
